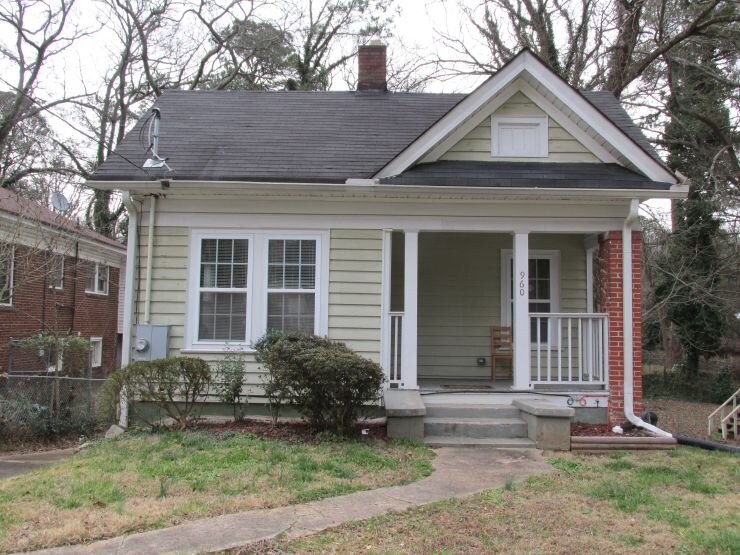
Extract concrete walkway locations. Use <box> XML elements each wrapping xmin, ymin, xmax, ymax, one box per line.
<box><xmin>30</xmin><ymin>447</ymin><xmax>552</xmax><ymax>555</ymax></box>
<box><xmin>0</xmin><ymin>449</ymin><xmax>76</xmax><ymax>480</ymax></box>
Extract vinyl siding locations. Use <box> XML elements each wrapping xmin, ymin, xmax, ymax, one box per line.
<box><xmin>440</xmin><ymin>91</ymin><xmax>600</xmax><ymax>163</ymax></box>
<box><xmin>327</xmin><ymin>229</ymin><xmax>382</xmax><ymax>362</ymax></box>
<box><xmin>133</xmin><ymin>226</ymin><xmax>383</xmax><ymax>400</ymax></box>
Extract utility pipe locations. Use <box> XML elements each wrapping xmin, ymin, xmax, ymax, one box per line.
<box><xmin>622</xmin><ymin>199</ymin><xmax>671</xmax><ymax>437</ymax></box>
<box><xmin>119</xmin><ymin>192</ymin><xmax>139</xmax><ymax>428</ymax></box>
<box><xmin>143</xmin><ymin>195</ymin><xmax>156</xmax><ymax>324</ymax></box>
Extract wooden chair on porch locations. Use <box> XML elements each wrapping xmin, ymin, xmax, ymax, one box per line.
<box><xmin>490</xmin><ymin>326</ymin><xmax>513</xmax><ymax>383</ymax></box>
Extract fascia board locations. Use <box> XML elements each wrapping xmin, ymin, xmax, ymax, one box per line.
<box><xmin>374</xmin><ymin>53</ymin><xmax>531</xmax><ymax>179</ymax></box>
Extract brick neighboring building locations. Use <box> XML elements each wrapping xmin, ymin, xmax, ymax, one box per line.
<box><xmin>0</xmin><ymin>188</ymin><xmax>126</xmax><ymax>377</ymax></box>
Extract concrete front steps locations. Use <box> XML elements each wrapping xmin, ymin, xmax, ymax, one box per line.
<box><xmin>422</xmin><ymin>402</ymin><xmax>536</xmax><ymax>448</ymax></box>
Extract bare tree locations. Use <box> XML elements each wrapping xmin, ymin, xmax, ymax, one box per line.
<box><xmin>434</xmin><ymin>0</ymin><xmax>739</xmax><ymax>97</ymax></box>
<box><xmin>284</xmin><ymin>0</ymin><xmax>395</xmax><ymax>90</ymax></box>
<box><xmin>0</xmin><ymin>0</ymin><xmax>89</xmax><ymax>191</ymax></box>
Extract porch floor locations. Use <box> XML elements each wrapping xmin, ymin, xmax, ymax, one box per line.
<box><xmin>418</xmin><ymin>378</ymin><xmax>606</xmax><ymax>393</ymax></box>
<box><xmin>419</xmin><ymin>378</ymin><xmax>512</xmax><ymax>392</ymax></box>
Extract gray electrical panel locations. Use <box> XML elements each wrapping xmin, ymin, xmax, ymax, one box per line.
<box><xmin>132</xmin><ymin>324</ymin><xmax>170</xmax><ymax>361</ymax></box>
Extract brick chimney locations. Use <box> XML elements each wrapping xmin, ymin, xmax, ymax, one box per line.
<box><xmin>357</xmin><ymin>40</ymin><xmax>387</xmax><ymax>92</ymax></box>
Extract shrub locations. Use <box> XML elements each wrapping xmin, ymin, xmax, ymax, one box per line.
<box><xmin>255</xmin><ymin>332</ymin><xmax>384</xmax><ymax>435</ymax></box>
<box><xmin>708</xmin><ymin>367</ymin><xmax>735</xmax><ymax>404</ymax></box>
<box><xmin>215</xmin><ymin>349</ymin><xmax>248</xmax><ymax>421</ymax></box>
<box><xmin>98</xmin><ymin>357</ymin><xmax>212</xmax><ymax>431</ymax></box>
<box><xmin>256</xmin><ymin>331</ymin><xmax>290</xmax><ymax>425</ymax></box>
<box><xmin>10</xmin><ymin>334</ymin><xmax>91</xmax><ymax>377</ymax></box>
<box><xmin>643</xmin><ymin>365</ymin><xmax>737</xmax><ymax>404</ymax></box>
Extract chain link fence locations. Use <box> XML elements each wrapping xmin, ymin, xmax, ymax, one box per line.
<box><xmin>0</xmin><ymin>375</ymin><xmax>104</xmax><ymax>440</ymax></box>
<box><xmin>1</xmin><ymin>339</ymin><xmax>105</xmax><ymax>440</ymax></box>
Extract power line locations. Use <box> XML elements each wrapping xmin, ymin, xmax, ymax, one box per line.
<box><xmin>0</xmin><ymin>82</ymin><xmax>164</xmax><ymax>181</ymax></box>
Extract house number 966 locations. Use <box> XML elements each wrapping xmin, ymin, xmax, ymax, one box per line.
<box><xmin>519</xmin><ymin>272</ymin><xmax>526</xmax><ymax>296</ymax></box>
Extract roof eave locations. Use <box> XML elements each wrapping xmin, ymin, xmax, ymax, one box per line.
<box><xmin>86</xmin><ymin>178</ymin><xmax>688</xmax><ymax>201</ymax></box>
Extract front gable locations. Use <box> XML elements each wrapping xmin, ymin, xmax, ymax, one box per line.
<box><xmin>375</xmin><ymin>50</ymin><xmax>677</xmax><ymax>185</ymax></box>
<box><xmin>439</xmin><ymin>91</ymin><xmax>599</xmax><ymax>164</ymax></box>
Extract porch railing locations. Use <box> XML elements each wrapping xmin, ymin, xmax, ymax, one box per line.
<box><xmin>529</xmin><ymin>313</ymin><xmax>608</xmax><ymax>385</ymax></box>
<box><xmin>388</xmin><ymin>311</ymin><xmax>404</xmax><ymax>386</ymax></box>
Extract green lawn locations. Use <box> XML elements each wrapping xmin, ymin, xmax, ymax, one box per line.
<box><xmin>264</xmin><ymin>448</ymin><xmax>739</xmax><ymax>554</ymax></box>
<box><xmin>0</xmin><ymin>431</ymin><xmax>433</xmax><ymax>552</ymax></box>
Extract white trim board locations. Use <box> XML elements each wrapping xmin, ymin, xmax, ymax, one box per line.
<box><xmin>157</xmin><ymin>213</ymin><xmax>627</xmax><ymax>234</ymax></box>
<box><xmin>374</xmin><ymin>50</ymin><xmax>675</xmax><ymax>184</ymax></box>
<box><xmin>87</xmin><ymin>180</ymin><xmax>687</xmax><ymax>200</ymax></box>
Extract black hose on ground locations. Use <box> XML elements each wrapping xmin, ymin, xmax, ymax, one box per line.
<box><xmin>674</xmin><ymin>435</ymin><xmax>740</xmax><ymax>453</ymax></box>
<box><xmin>620</xmin><ymin>410</ymin><xmax>739</xmax><ymax>452</ymax></box>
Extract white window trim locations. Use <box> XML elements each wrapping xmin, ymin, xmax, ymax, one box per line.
<box><xmin>90</xmin><ymin>336</ymin><xmax>103</xmax><ymax>368</ymax></box>
<box><xmin>1</xmin><ymin>246</ymin><xmax>14</xmax><ymax>307</ymax></box>
<box><xmin>186</xmin><ymin>230</ymin><xmax>255</xmax><ymax>351</ymax></box>
<box><xmin>491</xmin><ymin>115</ymin><xmax>549</xmax><ymax>158</ymax></box>
<box><xmin>49</xmin><ymin>255</ymin><xmax>64</xmax><ymax>290</ymax></box>
<box><xmin>85</xmin><ymin>262</ymin><xmax>109</xmax><ymax>295</ymax></box>
<box><xmin>184</xmin><ymin>229</ymin><xmax>328</xmax><ymax>353</ymax></box>
<box><xmin>501</xmin><ymin>249</ymin><xmax>560</xmax><ymax>344</ymax></box>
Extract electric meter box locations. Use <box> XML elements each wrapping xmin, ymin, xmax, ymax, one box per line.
<box><xmin>131</xmin><ymin>324</ymin><xmax>169</xmax><ymax>361</ymax></box>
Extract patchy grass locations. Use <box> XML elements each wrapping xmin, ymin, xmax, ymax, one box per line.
<box><xmin>0</xmin><ymin>431</ymin><xmax>433</xmax><ymax>552</ymax></box>
<box><xmin>254</xmin><ymin>448</ymin><xmax>739</xmax><ymax>554</ymax></box>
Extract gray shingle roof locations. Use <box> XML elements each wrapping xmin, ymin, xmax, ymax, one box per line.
<box><xmin>379</xmin><ymin>161</ymin><xmax>672</xmax><ymax>189</ymax></box>
<box><xmin>92</xmin><ymin>89</ymin><xmax>667</xmax><ymax>186</ymax></box>
<box><xmin>92</xmin><ymin>91</ymin><xmax>464</xmax><ymax>183</ymax></box>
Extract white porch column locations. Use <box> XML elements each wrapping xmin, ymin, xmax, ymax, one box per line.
<box><xmin>401</xmin><ymin>230</ymin><xmax>419</xmax><ymax>389</ymax></box>
<box><xmin>512</xmin><ymin>232</ymin><xmax>532</xmax><ymax>390</ymax></box>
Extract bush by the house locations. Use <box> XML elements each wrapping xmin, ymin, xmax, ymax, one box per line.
<box><xmin>255</xmin><ymin>332</ymin><xmax>384</xmax><ymax>435</ymax></box>
<box><xmin>215</xmin><ymin>349</ymin><xmax>248</xmax><ymax>421</ymax></box>
<box><xmin>98</xmin><ymin>357</ymin><xmax>212</xmax><ymax>430</ymax></box>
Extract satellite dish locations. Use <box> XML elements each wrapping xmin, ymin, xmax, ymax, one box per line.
<box><xmin>51</xmin><ymin>191</ymin><xmax>70</xmax><ymax>212</ymax></box>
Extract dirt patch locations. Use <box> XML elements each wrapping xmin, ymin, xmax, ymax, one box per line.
<box><xmin>195</xmin><ymin>419</ymin><xmax>388</xmax><ymax>443</ymax></box>
<box><xmin>643</xmin><ymin>398</ymin><xmax>738</xmax><ymax>445</ymax></box>
<box><xmin>570</xmin><ymin>423</ymin><xmax>650</xmax><ymax>437</ymax></box>
<box><xmin>0</xmin><ymin>435</ymin><xmax>86</xmax><ymax>456</ymax></box>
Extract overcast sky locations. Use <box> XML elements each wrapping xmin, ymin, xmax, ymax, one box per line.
<box><xmin>0</xmin><ymin>0</ymin><xmax>671</xmax><ymax>218</ymax></box>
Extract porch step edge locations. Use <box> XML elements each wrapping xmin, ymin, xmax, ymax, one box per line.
<box><xmin>424</xmin><ymin>417</ymin><xmax>528</xmax><ymax>439</ymax></box>
<box><xmin>423</xmin><ymin>404</ymin><xmax>521</xmax><ymax>418</ymax></box>
<box><xmin>423</xmin><ymin>436</ymin><xmax>537</xmax><ymax>448</ymax></box>
<box><xmin>423</xmin><ymin>417</ymin><xmax>526</xmax><ymax>425</ymax></box>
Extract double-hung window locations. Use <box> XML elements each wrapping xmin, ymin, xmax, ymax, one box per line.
<box><xmin>49</xmin><ymin>255</ymin><xmax>64</xmax><ymax>289</ymax></box>
<box><xmin>197</xmin><ymin>237</ymin><xmax>250</xmax><ymax>343</ymax></box>
<box><xmin>186</xmin><ymin>231</ymin><xmax>325</xmax><ymax>352</ymax></box>
<box><xmin>90</xmin><ymin>337</ymin><xmax>103</xmax><ymax>368</ymax></box>
<box><xmin>502</xmin><ymin>250</ymin><xmax>560</xmax><ymax>344</ymax></box>
<box><xmin>267</xmin><ymin>239</ymin><xmax>316</xmax><ymax>334</ymax></box>
<box><xmin>85</xmin><ymin>262</ymin><xmax>109</xmax><ymax>295</ymax></box>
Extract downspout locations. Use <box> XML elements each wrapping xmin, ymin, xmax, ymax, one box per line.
<box><xmin>119</xmin><ymin>192</ymin><xmax>139</xmax><ymax>428</ymax></box>
<box><xmin>143</xmin><ymin>195</ymin><xmax>156</xmax><ymax>325</ymax></box>
<box><xmin>622</xmin><ymin>199</ymin><xmax>671</xmax><ymax>437</ymax></box>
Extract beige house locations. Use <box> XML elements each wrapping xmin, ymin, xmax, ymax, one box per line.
<box><xmin>90</xmin><ymin>47</ymin><xmax>686</xmax><ymax>447</ymax></box>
